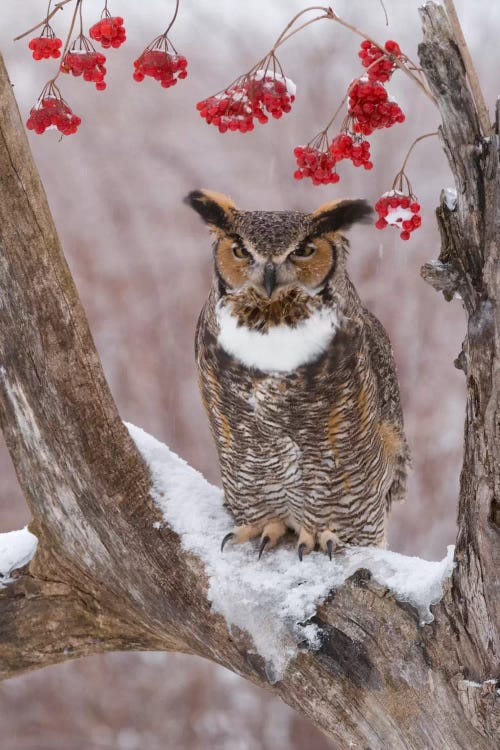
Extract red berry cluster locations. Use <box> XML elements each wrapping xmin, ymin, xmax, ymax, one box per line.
<box><xmin>375</xmin><ymin>191</ymin><xmax>422</xmax><ymax>240</ymax></box>
<box><xmin>348</xmin><ymin>77</ymin><xmax>405</xmax><ymax>135</ymax></box>
<box><xmin>133</xmin><ymin>50</ymin><xmax>188</xmax><ymax>87</ymax></box>
<box><xmin>330</xmin><ymin>133</ymin><xmax>373</xmax><ymax>170</ymax></box>
<box><xmin>26</xmin><ymin>95</ymin><xmax>81</xmax><ymax>136</ymax></box>
<box><xmin>61</xmin><ymin>49</ymin><xmax>107</xmax><ymax>91</ymax></box>
<box><xmin>89</xmin><ymin>16</ymin><xmax>126</xmax><ymax>48</ymax></box>
<box><xmin>293</xmin><ymin>145</ymin><xmax>339</xmax><ymax>185</ymax></box>
<box><xmin>358</xmin><ymin>39</ymin><xmax>402</xmax><ymax>83</ymax></box>
<box><xmin>196</xmin><ymin>69</ymin><xmax>296</xmax><ymax>133</ymax></box>
<box><xmin>28</xmin><ymin>28</ymin><xmax>62</xmax><ymax>60</ymax></box>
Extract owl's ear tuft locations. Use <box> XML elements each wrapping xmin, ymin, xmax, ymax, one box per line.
<box><xmin>184</xmin><ymin>189</ymin><xmax>237</xmax><ymax>232</ymax></box>
<box><xmin>310</xmin><ymin>199</ymin><xmax>373</xmax><ymax>236</ymax></box>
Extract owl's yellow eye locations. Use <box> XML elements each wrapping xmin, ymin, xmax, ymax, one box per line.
<box><xmin>291</xmin><ymin>242</ymin><xmax>316</xmax><ymax>259</ymax></box>
<box><xmin>232</xmin><ymin>242</ymin><xmax>251</xmax><ymax>260</ymax></box>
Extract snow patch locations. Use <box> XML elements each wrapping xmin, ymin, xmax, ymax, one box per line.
<box><xmin>127</xmin><ymin>423</ymin><xmax>455</xmax><ymax>681</ymax></box>
<box><xmin>443</xmin><ymin>187</ymin><xmax>457</xmax><ymax>210</ymax></box>
<box><xmin>0</xmin><ymin>527</ymin><xmax>38</xmax><ymax>585</ymax></box>
<box><xmin>216</xmin><ymin>302</ymin><xmax>338</xmax><ymax>373</ymax></box>
<box><xmin>253</xmin><ymin>68</ymin><xmax>296</xmax><ymax>97</ymax></box>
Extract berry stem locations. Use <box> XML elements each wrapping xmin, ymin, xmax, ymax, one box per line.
<box><xmin>392</xmin><ymin>131</ymin><xmax>438</xmax><ymax>191</ymax></box>
<box><xmin>164</xmin><ymin>0</ymin><xmax>181</xmax><ymax>37</ymax></box>
<box><xmin>442</xmin><ymin>0</ymin><xmax>492</xmax><ymax>136</ymax></box>
<box><xmin>378</xmin><ymin>0</ymin><xmax>389</xmax><ymax>27</ymax></box>
<box><xmin>271</xmin><ymin>10</ymin><xmax>334</xmax><ymax>53</ymax></box>
<box><xmin>13</xmin><ymin>0</ymin><xmax>73</xmax><ymax>42</ymax></box>
<box><xmin>328</xmin><ymin>10</ymin><xmax>437</xmax><ymax>105</ymax></box>
<box><xmin>392</xmin><ymin>170</ymin><xmax>412</xmax><ymax>194</ymax></box>
<box><xmin>396</xmin><ymin>131</ymin><xmax>438</xmax><ymax>177</ymax></box>
<box><xmin>48</xmin><ymin>0</ymin><xmax>82</xmax><ymax>85</ymax></box>
<box><xmin>271</xmin><ymin>6</ymin><xmax>332</xmax><ymax>51</ymax></box>
<box><xmin>323</xmin><ymin>94</ymin><xmax>349</xmax><ymax>133</ymax></box>
<box><xmin>78</xmin><ymin>0</ymin><xmax>83</xmax><ymax>36</ymax></box>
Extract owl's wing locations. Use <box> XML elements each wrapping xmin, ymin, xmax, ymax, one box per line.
<box><xmin>362</xmin><ymin>307</ymin><xmax>410</xmax><ymax>506</ymax></box>
<box><xmin>362</xmin><ymin>308</ymin><xmax>403</xmax><ymax>424</ymax></box>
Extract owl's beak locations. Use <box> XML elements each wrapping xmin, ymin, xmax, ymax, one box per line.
<box><xmin>263</xmin><ymin>262</ymin><xmax>276</xmax><ymax>297</ymax></box>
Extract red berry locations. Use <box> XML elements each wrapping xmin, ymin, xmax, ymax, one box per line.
<box><xmin>374</xmin><ymin>190</ymin><xmax>422</xmax><ymax>240</ymax></box>
<box><xmin>293</xmin><ymin>144</ymin><xmax>338</xmax><ymax>185</ymax></box>
<box><xmin>26</xmin><ymin>93</ymin><xmax>81</xmax><ymax>136</ymax></box>
<box><xmin>329</xmin><ymin>132</ymin><xmax>373</xmax><ymax>170</ymax></box>
<box><xmin>28</xmin><ymin>26</ymin><xmax>63</xmax><ymax>61</ymax></box>
<box><xmin>348</xmin><ymin>77</ymin><xmax>405</xmax><ymax>135</ymax></box>
<box><xmin>61</xmin><ymin>46</ymin><xmax>107</xmax><ymax>91</ymax></box>
<box><xmin>133</xmin><ymin>48</ymin><xmax>188</xmax><ymax>89</ymax></box>
<box><xmin>196</xmin><ymin>66</ymin><xmax>295</xmax><ymax>132</ymax></box>
<box><xmin>89</xmin><ymin>16</ymin><xmax>126</xmax><ymax>49</ymax></box>
<box><xmin>358</xmin><ymin>39</ymin><xmax>402</xmax><ymax>83</ymax></box>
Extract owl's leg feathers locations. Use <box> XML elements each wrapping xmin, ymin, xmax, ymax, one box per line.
<box><xmin>297</xmin><ymin>528</ymin><xmax>315</xmax><ymax>561</ymax></box>
<box><xmin>319</xmin><ymin>529</ymin><xmax>340</xmax><ymax>560</ymax></box>
<box><xmin>220</xmin><ymin>523</ymin><xmax>263</xmax><ymax>552</ymax></box>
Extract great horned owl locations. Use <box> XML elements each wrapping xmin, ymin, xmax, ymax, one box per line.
<box><xmin>187</xmin><ymin>189</ymin><xmax>409</xmax><ymax>559</ymax></box>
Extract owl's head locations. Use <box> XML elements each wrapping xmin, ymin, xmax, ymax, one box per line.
<box><xmin>185</xmin><ymin>189</ymin><xmax>372</xmax><ymax>299</ymax></box>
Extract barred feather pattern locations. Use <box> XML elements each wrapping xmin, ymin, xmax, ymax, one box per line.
<box><xmin>196</xmin><ymin>274</ymin><xmax>409</xmax><ymax>547</ymax></box>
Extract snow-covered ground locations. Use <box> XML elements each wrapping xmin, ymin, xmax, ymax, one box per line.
<box><xmin>128</xmin><ymin>422</ymin><xmax>454</xmax><ymax>681</ymax></box>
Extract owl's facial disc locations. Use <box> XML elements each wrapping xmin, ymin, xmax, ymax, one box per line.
<box><xmin>215</xmin><ymin>232</ymin><xmax>337</xmax><ymax>298</ymax></box>
<box><xmin>184</xmin><ymin>189</ymin><xmax>374</xmax><ymax>298</ymax></box>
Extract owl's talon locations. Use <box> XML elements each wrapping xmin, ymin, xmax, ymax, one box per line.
<box><xmin>258</xmin><ymin>535</ymin><xmax>270</xmax><ymax>559</ymax></box>
<box><xmin>297</xmin><ymin>528</ymin><xmax>315</xmax><ymax>560</ymax></box>
<box><xmin>221</xmin><ymin>532</ymin><xmax>235</xmax><ymax>552</ymax></box>
<box><xmin>319</xmin><ymin>530</ymin><xmax>339</xmax><ymax>558</ymax></box>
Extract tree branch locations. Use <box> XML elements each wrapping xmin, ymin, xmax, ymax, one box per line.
<box><xmin>418</xmin><ymin>3</ymin><xmax>500</xmax><ymax>676</ymax></box>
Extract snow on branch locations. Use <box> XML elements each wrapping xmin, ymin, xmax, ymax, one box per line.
<box><xmin>128</xmin><ymin>423</ymin><xmax>454</xmax><ymax>681</ymax></box>
<box><xmin>0</xmin><ymin>527</ymin><xmax>38</xmax><ymax>586</ymax></box>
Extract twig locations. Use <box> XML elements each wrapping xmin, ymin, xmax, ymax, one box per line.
<box><xmin>165</xmin><ymin>0</ymin><xmax>181</xmax><ymax>37</ymax></box>
<box><xmin>271</xmin><ymin>6</ymin><xmax>331</xmax><ymax>49</ymax></box>
<box><xmin>378</xmin><ymin>0</ymin><xmax>389</xmax><ymax>26</ymax></box>
<box><xmin>47</xmin><ymin>0</ymin><xmax>81</xmax><ymax>85</ymax></box>
<box><xmin>396</xmin><ymin>131</ymin><xmax>438</xmax><ymax>176</ymax></box>
<box><xmin>442</xmin><ymin>0</ymin><xmax>492</xmax><ymax>136</ymax></box>
<box><xmin>323</xmin><ymin>93</ymin><xmax>349</xmax><ymax>132</ymax></box>
<box><xmin>13</xmin><ymin>0</ymin><xmax>73</xmax><ymax>42</ymax></box>
<box><xmin>272</xmin><ymin>13</ymin><xmax>332</xmax><ymax>51</ymax></box>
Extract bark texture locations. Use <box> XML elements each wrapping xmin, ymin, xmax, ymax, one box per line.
<box><xmin>0</xmin><ymin>4</ymin><xmax>499</xmax><ymax>748</ymax></box>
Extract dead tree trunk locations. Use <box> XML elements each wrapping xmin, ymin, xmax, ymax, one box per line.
<box><xmin>0</xmin><ymin>4</ymin><xmax>498</xmax><ymax>748</ymax></box>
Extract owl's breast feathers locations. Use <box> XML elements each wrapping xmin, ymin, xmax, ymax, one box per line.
<box><xmin>196</xmin><ymin>285</ymin><xmax>408</xmax><ymax>545</ymax></box>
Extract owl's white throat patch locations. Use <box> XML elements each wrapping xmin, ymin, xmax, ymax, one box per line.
<box><xmin>216</xmin><ymin>302</ymin><xmax>339</xmax><ymax>373</ymax></box>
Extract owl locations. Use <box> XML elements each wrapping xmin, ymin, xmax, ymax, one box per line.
<box><xmin>186</xmin><ymin>189</ymin><xmax>410</xmax><ymax>559</ymax></box>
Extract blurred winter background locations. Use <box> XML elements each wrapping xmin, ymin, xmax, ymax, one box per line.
<box><xmin>0</xmin><ymin>0</ymin><xmax>494</xmax><ymax>747</ymax></box>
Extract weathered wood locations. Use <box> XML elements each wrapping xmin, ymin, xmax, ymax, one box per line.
<box><xmin>419</xmin><ymin>3</ymin><xmax>500</xmax><ymax>680</ymax></box>
<box><xmin>0</xmin><ymin>2</ymin><xmax>499</xmax><ymax>747</ymax></box>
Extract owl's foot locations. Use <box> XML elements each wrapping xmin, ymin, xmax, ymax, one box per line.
<box><xmin>221</xmin><ymin>522</ymin><xmax>339</xmax><ymax>560</ymax></box>
<box><xmin>220</xmin><ymin>519</ymin><xmax>288</xmax><ymax>557</ymax></box>
<box><xmin>297</xmin><ymin>528</ymin><xmax>340</xmax><ymax>561</ymax></box>
<box><xmin>220</xmin><ymin>524</ymin><xmax>262</xmax><ymax>552</ymax></box>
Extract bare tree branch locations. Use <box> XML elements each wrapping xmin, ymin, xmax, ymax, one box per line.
<box><xmin>419</xmin><ymin>4</ymin><xmax>500</xmax><ymax>677</ymax></box>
